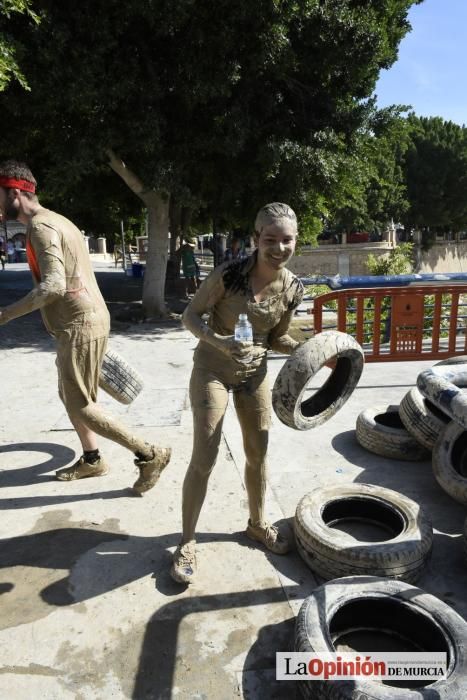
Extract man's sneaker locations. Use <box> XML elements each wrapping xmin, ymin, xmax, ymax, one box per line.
<box><xmin>56</xmin><ymin>456</ymin><xmax>109</xmax><ymax>481</ymax></box>
<box><xmin>170</xmin><ymin>541</ymin><xmax>197</xmax><ymax>584</ymax></box>
<box><xmin>132</xmin><ymin>446</ymin><xmax>171</xmax><ymax>496</ymax></box>
<box><xmin>246</xmin><ymin>519</ymin><xmax>290</xmax><ymax>555</ymax></box>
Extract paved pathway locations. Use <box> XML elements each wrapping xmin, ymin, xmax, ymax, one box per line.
<box><xmin>0</xmin><ymin>262</ymin><xmax>466</xmax><ymax>699</ymax></box>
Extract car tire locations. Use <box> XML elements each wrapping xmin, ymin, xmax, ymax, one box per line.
<box><xmin>432</xmin><ymin>420</ymin><xmax>467</xmax><ymax>505</ymax></box>
<box><xmin>435</xmin><ymin>355</ymin><xmax>467</xmax><ymax>367</ymax></box>
<box><xmin>294</xmin><ymin>575</ymin><xmax>467</xmax><ymax>699</ymax></box>
<box><xmin>294</xmin><ymin>483</ymin><xmax>432</xmax><ymax>583</ymax></box>
<box><xmin>417</xmin><ymin>366</ymin><xmax>467</xmax><ymax>430</ymax></box>
<box><xmin>356</xmin><ymin>404</ymin><xmax>430</xmax><ymax>461</ymax></box>
<box><xmin>399</xmin><ymin>387</ymin><xmax>451</xmax><ymax>450</ymax></box>
<box><xmin>272</xmin><ymin>331</ymin><xmax>364</xmax><ymax>430</ymax></box>
<box><xmin>99</xmin><ymin>348</ymin><xmax>144</xmax><ymax>404</ymax></box>
<box><xmin>399</xmin><ymin>359</ymin><xmax>467</xmax><ymax>450</ymax></box>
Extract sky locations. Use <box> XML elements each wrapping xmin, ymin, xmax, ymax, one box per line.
<box><xmin>375</xmin><ymin>0</ymin><xmax>467</xmax><ymax>126</ymax></box>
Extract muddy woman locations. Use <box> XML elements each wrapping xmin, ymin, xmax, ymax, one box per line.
<box><xmin>171</xmin><ymin>202</ymin><xmax>304</xmax><ymax>584</ymax></box>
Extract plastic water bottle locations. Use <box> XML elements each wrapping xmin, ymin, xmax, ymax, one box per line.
<box><xmin>235</xmin><ymin>313</ymin><xmax>253</xmax><ymax>342</ymax></box>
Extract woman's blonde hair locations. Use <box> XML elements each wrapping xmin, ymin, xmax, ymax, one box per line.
<box><xmin>254</xmin><ymin>202</ymin><xmax>297</xmax><ymax>235</ymax></box>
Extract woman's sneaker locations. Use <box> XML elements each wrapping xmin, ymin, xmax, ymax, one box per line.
<box><xmin>56</xmin><ymin>456</ymin><xmax>109</xmax><ymax>481</ymax></box>
<box><xmin>171</xmin><ymin>541</ymin><xmax>197</xmax><ymax>584</ymax></box>
<box><xmin>246</xmin><ymin>519</ymin><xmax>290</xmax><ymax>555</ymax></box>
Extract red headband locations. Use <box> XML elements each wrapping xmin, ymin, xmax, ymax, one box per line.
<box><xmin>0</xmin><ymin>176</ymin><xmax>36</xmax><ymax>193</ymax></box>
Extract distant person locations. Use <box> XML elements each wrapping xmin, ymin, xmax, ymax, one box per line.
<box><xmin>180</xmin><ymin>237</ymin><xmax>199</xmax><ymax>296</ymax></box>
<box><xmin>0</xmin><ymin>160</ymin><xmax>171</xmax><ymax>493</ymax></box>
<box><xmin>0</xmin><ymin>242</ymin><xmax>5</xmax><ymax>270</ymax></box>
<box><xmin>14</xmin><ymin>237</ymin><xmax>22</xmax><ymax>262</ymax></box>
<box><xmin>7</xmin><ymin>239</ymin><xmax>14</xmax><ymax>263</ymax></box>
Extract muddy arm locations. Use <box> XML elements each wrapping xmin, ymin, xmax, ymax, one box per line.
<box><xmin>267</xmin><ymin>309</ymin><xmax>300</xmax><ymax>354</ymax></box>
<box><xmin>0</xmin><ymin>226</ymin><xmax>66</xmax><ymax>324</ymax></box>
<box><xmin>181</xmin><ymin>266</ymin><xmax>228</xmax><ymax>351</ymax></box>
<box><xmin>267</xmin><ymin>280</ymin><xmax>304</xmax><ymax>354</ymax></box>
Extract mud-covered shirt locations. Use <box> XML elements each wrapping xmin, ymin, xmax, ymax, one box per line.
<box><xmin>2</xmin><ymin>209</ymin><xmax>109</xmax><ymax>341</ymax></box>
<box><xmin>193</xmin><ymin>252</ymin><xmax>303</xmax><ymax>378</ymax></box>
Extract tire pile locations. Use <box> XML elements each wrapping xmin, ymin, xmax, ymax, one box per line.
<box><xmin>271</xmin><ymin>337</ymin><xmax>467</xmax><ymax>698</ymax></box>
<box><xmin>355</xmin><ymin>356</ymin><xmax>467</xmax><ymax>510</ymax></box>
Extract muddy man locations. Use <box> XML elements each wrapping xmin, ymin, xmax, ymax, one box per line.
<box><xmin>171</xmin><ymin>202</ymin><xmax>304</xmax><ymax>584</ymax></box>
<box><xmin>0</xmin><ymin>160</ymin><xmax>170</xmax><ymax>494</ymax></box>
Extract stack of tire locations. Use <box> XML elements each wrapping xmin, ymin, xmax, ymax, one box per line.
<box><xmin>355</xmin><ymin>356</ymin><xmax>467</xmax><ymax>464</ymax></box>
<box><xmin>271</xmin><ymin>336</ymin><xmax>467</xmax><ymax>697</ymax></box>
<box><xmin>415</xmin><ymin>359</ymin><xmax>467</xmax><ymax>509</ymax></box>
<box><xmin>272</xmin><ymin>338</ymin><xmax>467</xmax><ymax>697</ymax></box>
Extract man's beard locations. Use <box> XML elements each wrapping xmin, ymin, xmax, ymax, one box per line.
<box><xmin>5</xmin><ymin>198</ymin><xmax>19</xmax><ymax>220</ymax></box>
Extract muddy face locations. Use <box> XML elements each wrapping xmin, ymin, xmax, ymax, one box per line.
<box><xmin>255</xmin><ymin>221</ymin><xmax>296</xmax><ymax>271</ymax></box>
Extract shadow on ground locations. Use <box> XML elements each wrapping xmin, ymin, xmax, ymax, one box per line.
<box><xmin>0</xmin><ymin>442</ymin><xmax>76</xmax><ymax>487</ymax></box>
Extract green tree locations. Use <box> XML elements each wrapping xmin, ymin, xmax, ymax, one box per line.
<box><xmin>325</xmin><ymin>109</ymin><xmax>410</xmax><ymax>234</ymax></box>
<box><xmin>366</xmin><ymin>242</ymin><xmax>414</xmax><ymax>275</ymax></box>
<box><xmin>0</xmin><ymin>0</ymin><xmax>39</xmax><ymax>90</ymax></box>
<box><xmin>403</xmin><ymin>115</ymin><xmax>467</xmax><ymax>235</ymax></box>
<box><xmin>0</xmin><ymin>0</ymin><xmax>422</xmax><ymax>315</ymax></box>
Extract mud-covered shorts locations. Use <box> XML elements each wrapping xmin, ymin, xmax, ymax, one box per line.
<box><xmin>190</xmin><ymin>363</ymin><xmax>271</xmax><ymax>432</ymax></box>
<box><xmin>56</xmin><ymin>333</ymin><xmax>108</xmax><ymax>412</ymax></box>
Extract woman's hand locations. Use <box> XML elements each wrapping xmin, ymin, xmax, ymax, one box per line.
<box><xmin>214</xmin><ymin>336</ymin><xmax>267</xmax><ymax>364</ymax></box>
<box><xmin>214</xmin><ymin>335</ymin><xmax>253</xmax><ymax>362</ymax></box>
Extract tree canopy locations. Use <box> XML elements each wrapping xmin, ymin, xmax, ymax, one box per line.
<box><xmin>0</xmin><ymin>0</ymin><xmax>422</xmax><ymax>313</ymax></box>
<box><xmin>402</xmin><ymin>115</ymin><xmax>467</xmax><ymax>234</ymax></box>
<box><xmin>0</xmin><ymin>0</ymin><xmax>39</xmax><ymax>90</ymax></box>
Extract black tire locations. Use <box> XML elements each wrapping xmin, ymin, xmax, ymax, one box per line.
<box><xmin>356</xmin><ymin>405</ymin><xmax>430</xmax><ymax>461</ymax></box>
<box><xmin>295</xmin><ymin>576</ymin><xmax>467</xmax><ymax>699</ymax></box>
<box><xmin>272</xmin><ymin>331</ymin><xmax>364</xmax><ymax>430</ymax></box>
<box><xmin>99</xmin><ymin>348</ymin><xmax>144</xmax><ymax>404</ymax></box>
<box><xmin>432</xmin><ymin>420</ymin><xmax>467</xmax><ymax>504</ymax></box>
<box><xmin>417</xmin><ymin>366</ymin><xmax>467</xmax><ymax>431</ymax></box>
<box><xmin>399</xmin><ymin>387</ymin><xmax>451</xmax><ymax>450</ymax></box>
<box><xmin>294</xmin><ymin>484</ymin><xmax>432</xmax><ymax>583</ymax></box>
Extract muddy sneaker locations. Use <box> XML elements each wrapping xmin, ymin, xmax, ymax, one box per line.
<box><xmin>170</xmin><ymin>541</ymin><xmax>197</xmax><ymax>584</ymax></box>
<box><xmin>132</xmin><ymin>446</ymin><xmax>171</xmax><ymax>496</ymax></box>
<box><xmin>56</xmin><ymin>456</ymin><xmax>109</xmax><ymax>481</ymax></box>
<box><xmin>246</xmin><ymin>519</ymin><xmax>290</xmax><ymax>555</ymax></box>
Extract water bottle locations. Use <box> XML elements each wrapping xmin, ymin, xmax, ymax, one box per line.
<box><xmin>235</xmin><ymin>313</ymin><xmax>253</xmax><ymax>342</ymax></box>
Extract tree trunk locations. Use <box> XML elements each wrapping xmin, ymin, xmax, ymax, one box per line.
<box><xmin>106</xmin><ymin>149</ymin><xmax>170</xmax><ymax>317</ymax></box>
<box><xmin>143</xmin><ymin>195</ymin><xmax>170</xmax><ymax>317</ymax></box>
<box><xmin>169</xmin><ymin>198</ymin><xmax>181</xmax><ymax>276</ymax></box>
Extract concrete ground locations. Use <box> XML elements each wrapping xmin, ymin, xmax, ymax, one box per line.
<box><xmin>1</xmin><ymin>262</ymin><xmax>466</xmax><ymax>700</ymax></box>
